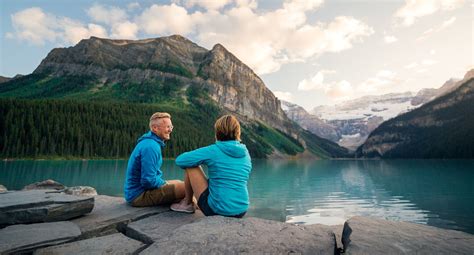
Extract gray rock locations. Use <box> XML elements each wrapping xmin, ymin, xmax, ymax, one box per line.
<box><xmin>0</xmin><ymin>221</ymin><xmax>81</xmax><ymax>254</ymax></box>
<box><xmin>125</xmin><ymin>210</ymin><xmax>204</xmax><ymax>244</ymax></box>
<box><xmin>310</xmin><ymin>224</ymin><xmax>344</xmax><ymax>251</ymax></box>
<box><xmin>23</xmin><ymin>179</ymin><xmax>66</xmax><ymax>190</ymax></box>
<box><xmin>71</xmin><ymin>195</ymin><xmax>169</xmax><ymax>239</ymax></box>
<box><xmin>0</xmin><ymin>184</ymin><xmax>6</xmax><ymax>193</ymax></box>
<box><xmin>342</xmin><ymin>216</ymin><xmax>474</xmax><ymax>254</ymax></box>
<box><xmin>141</xmin><ymin>216</ymin><xmax>336</xmax><ymax>254</ymax></box>
<box><xmin>34</xmin><ymin>233</ymin><xmax>145</xmax><ymax>255</ymax></box>
<box><xmin>65</xmin><ymin>186</ymin><xmax>98</xmax><ymax>197</ymax></box>
<box><xmin>0</xmin><ymin>190</ymin><xmax>94</xmax><ymax>226</ymax></box>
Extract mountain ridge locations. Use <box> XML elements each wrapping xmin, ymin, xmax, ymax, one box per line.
<box><xmin>356</xmin><ymin>70</ymin><xmax>474</xmax><ymax>158</ymax></box>
<box><xmin>0</xmin><ymin>35</ymin><xmax>350</xmax><ymax>159</ymax></box>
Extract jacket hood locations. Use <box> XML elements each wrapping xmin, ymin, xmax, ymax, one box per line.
<box><xmin>138</xmin><ymin>131</ymin><xmax>165</xmax><ymax>147</ymax></box>
<box><xmin>215</xmin><ymin>140</ymin><xmax>247</xmax><ymax>158</ymax></box>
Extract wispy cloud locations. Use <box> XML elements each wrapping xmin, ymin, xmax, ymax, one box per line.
<box><xmin>298</xmin><ymin>70</ymin><xmax>354</xmax><ymax>100</ymax></box>
<box><xmin>394</xmin><ymin>0</ymin><xmax>464</xmax><ymax>26</ymax></box>
<box><xmin>416</xmin><ymin>16</ymin><xmax>456</xmax><ymax>41</ymax></box>
<box><xmin>358</xmin><ymin>70</ymin><xmax>400</xmax><ymax>94</ymax></box>
<box><xmin>404</xmin><ymin>62</ymin><xmax>418</xmax><ymax>69</ymax></box>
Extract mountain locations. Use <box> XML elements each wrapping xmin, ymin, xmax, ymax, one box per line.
<box><xmin>281</xmin><ymin>101</ymin><xmax>339</xmax><ymax>141</ymax></box>
<box><xmin>281</xmin><ymin>72</ymin><xmax>470</xmax><ymax>151</ymax></box>
<box><xmin>356</xmin><ymin>69</ymin><xmax>474</xmax><ymax>158</ymax></box>
<box><xmin>0</xmin><ymin>76</ymin><xmax>12</xmax><ymax>84</ymax></box>
<box><xmin>0</xmin><ymin>35</ymin><xmax>349</xmax><ymax>159</ymax></box>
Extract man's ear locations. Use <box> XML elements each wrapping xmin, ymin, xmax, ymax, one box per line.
<box><xmin>151</xmin><ymin>124</ymin><xmax>158</xmax><ymax>133</ymax></box>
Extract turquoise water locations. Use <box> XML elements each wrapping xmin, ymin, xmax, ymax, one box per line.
<box><xmin>1</xmin><ymin>159</ymin><xmax>473</xmax><ymax>234</ymax></box>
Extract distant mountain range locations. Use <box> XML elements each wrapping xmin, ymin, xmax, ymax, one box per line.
<box><xmin>357</xmin><ymin>70</ymin><xmax>474</xmax><ymax>158</ymax></box>
<box><xmin>282</xmin><ymin>73</ymin><xmax>469</xmax><ymax>151</ymax></box>
<box><xmin>0</xmin><ymin>35</ymin><xmax>349</xmax><ymax>159</ymax></box>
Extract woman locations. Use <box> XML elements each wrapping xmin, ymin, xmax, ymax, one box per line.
<box><xmin>171</xmin><ymin>115</ymin><xmax>252</xmax><ymax>218</ymax></box>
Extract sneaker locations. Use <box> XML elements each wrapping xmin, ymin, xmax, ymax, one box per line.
<box><xmin>170</xmin><ymin>199</ymin><xmax>195</xmax><ymax>213</ymax></box>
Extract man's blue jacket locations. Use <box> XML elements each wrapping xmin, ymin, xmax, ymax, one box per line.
<box><xmin>124</xmin><ymin>131</ymin><xmax>166</xmax><ymax>203</ymax></box>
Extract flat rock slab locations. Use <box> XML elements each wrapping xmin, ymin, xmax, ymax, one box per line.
<box><xmin>0</xmin><ymin>190</ymin><xmax>94</xmax><ymax>226</ymax></box>
<box><xmin>34</xmin><ymin>233</ymin><xmax>145</xmax><ymax>255</ymax></box>
<box><xmin>23</xmin><ymin>179</ymin><xmax>65</xmax><ymax>190</ymax></box>
<box><xmin>0</xmin><ymin>221</ymin><xmax>81</xmax><ymax>254</ymax></box>
<box><xmin>126</xmin><ymin>210</ymin><xmax>204</xmax><ymax>244</ymax></box>
<box><xmin>71</xmin><ymin>195</ymin><xmax>169</xmax><ymax>239</ymax></box>
<box><xmin>141</xmin><ymin>216</ymin><xmax>336</xmax><ymax>254</ymax></box>
<box><xmin>342</xmin><ymin>216</ymin><xmax>474</xmax><ymax>254</ymax></box>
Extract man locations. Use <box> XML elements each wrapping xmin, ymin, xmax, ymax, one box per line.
<box><xmin>124</xmin><ymin>112</ymin><xmax>185</xmax><ymax>206</ymax></box>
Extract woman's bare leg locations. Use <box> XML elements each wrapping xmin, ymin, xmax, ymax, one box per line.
<box><xmin>181</xmin><ymin>166</ymin><xmax>208</xmax><ymax>205</ymax></box>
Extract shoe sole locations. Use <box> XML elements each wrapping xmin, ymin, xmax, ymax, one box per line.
<box><xmin>170</xmin><ymin>207</ymin><xmax>195</xmax><ymax>214</ymax></box>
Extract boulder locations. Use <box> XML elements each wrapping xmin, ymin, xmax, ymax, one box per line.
<box><xmin>0</xmin><ymin>190</ymin><xmax>94</xmax><ymax>227</ymax></box>
<box><xmin>0</xmin><ymin>184</ymin><xmax>6</xmax><ymax>193</ymax></box>
<box><xmin>71</xmin><ymin>195</ymin><xmax>169</xmax><ymax>239</ymax></box>
<box><xmin>342</xmin><ymin>216</ymin><xmax>474</xmax><ymax>254</ymax></box>
<box><xmin>0</xmin><ymin>221</ymin><xmax>81</xmax><ymax>254</ymax></box>
<box><xmin>125</xmin><ymin>210</ymin><xmax>204</xmax><ymax>244</ymax></box>
<box><xmin>23</xmin><ymin>179</ymin><xmax>65</xmax><ymax>190</ymax></box>
<box><xmin>141</xmin><ymin>216</ymin><xmax>336</xmax><ymax>254</ymax></box>
<box><xmin>34</xmin><ymin>233</ymin><xmax>145</xmax><ymax>255</ymax></box>
<box><xmin>65</xmin><ymin>186</ymin><xmax>98</xmax><ymax>197</ymax></box>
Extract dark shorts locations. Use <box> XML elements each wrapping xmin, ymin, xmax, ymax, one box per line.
<box><xmin>131</xmin><ymin>183</ymin><xmax>177</xmax><ymax>207</ymax></box>
<box><xmin>198</xmin><ymin>188</ymin><xmax>246</xmax><ymax>218</ymax></box>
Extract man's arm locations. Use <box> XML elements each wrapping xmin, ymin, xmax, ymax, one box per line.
<box><xmin>140</xmin><ymin>143</ymin><xmax>165</xmax><ymax>189</ymax></box>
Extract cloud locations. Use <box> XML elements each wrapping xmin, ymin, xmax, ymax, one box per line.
<box><xmin>137</xmin><ymin>4</ymin><xmax>194</xmax><ymax>35</ymax></box>
<box><xmin>404</xmin><ymin>62</ymin><xmax>418</xmax><ymax>69</ymax></box>
<box><xmin>10</xmin><ymin>7</ymin><xmax>58</xmax><ymax>45</ymax></box>
<box><xmin>86</xmin><ymin>4</ymin><xmax>128</xmax><ymax>26</ymax></box>
<box><xmin>10</xmin><ymin>7</ymin><xmax>107</xmax><ymax>45</ymax></box>
<box><xmin>384</xmin><ymin>35</ymin><xmax>398</xmax><ymax>43</ymax></box>
<box><xmin>394</xmin><ymin>0</ymin><xmax>465</xmax><ymax>26</ymax></box>
<box><xmin>128</xmin><ymin>2</ymin><xmax>141</xmax><ymax>10</ymax></box>
<box><xmin>416</xmin><ymin>16</ymin><xmax>456</xmax><ymax>41</ymax></box>
<box><xmin>179</xmin><ymin>0</ymin><xmax>233</xmax><ymax>10</ymax></box>
<box><xmin>111</xmin><ymin>21</ymin><xmax>138</xmax><ymax>39</ymax></box>
<box><xmin>273</xmin><ymin>91</ymin><xmax>293</xmax><ymax>102</ymax></box>
<box><xmin>298</xmin><ymin>70</ymin><xmax>335</xmax><ymax>91</ymax></box>
<box><xmin>297</xmin><ymin>70</ymin><xmax>353</xmax><ymax>100</ymax></box>
<box><xmin>134</xmin><ymin>1</ymin><xmax>372</xmax><ymax>75</ymax></box>
<box><xmin>358</xmin><ymin>70</ymin><xmax>399</xmax><ymax>94</ymax></box>
<box><xmin>9</xmin><ymin>2</ymin><xmax>373</xmax><ymax>75</ymax></box>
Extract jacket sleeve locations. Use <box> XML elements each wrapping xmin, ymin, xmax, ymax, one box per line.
<box><xmin>140</xmin><ymin>143</ymin><xmax>165</xmax><ymax>189</ymax></box>
<box><xmin>175</xmin><ymin>146</ymin><xmax>212</xmax><ymax>169</ymax></box>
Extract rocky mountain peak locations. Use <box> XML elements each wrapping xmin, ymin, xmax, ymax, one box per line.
<box><xmin>464</xmin><ymin>69</ymin><xmax>474</xmax><ymax>80</ymax></box>
<box><xmin>30</xmin><ymin>35</ymin><xmax>292</xmax><ymax>134</ymax></box>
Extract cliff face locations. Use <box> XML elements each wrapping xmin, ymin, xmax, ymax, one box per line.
<box><xmin>33</xmin><ymin>35</ymin><xmax>292</xmax><ymax>133</ymax></box>
<box><xmin>197</xmin><ymin>44</ymin><xmax>290</xmax><ymax>132</ymax></box>
<box><xmin>281</xmin><ymin>100</ymin><xmax>339</xmax><ymax>142</ymax></box>
<box><xmin>357</xmin><ymin>70</ymin><xmax>474</xmax><ymax>158</ymax></box>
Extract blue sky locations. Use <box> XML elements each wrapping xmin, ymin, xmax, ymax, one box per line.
<box><xmin>1</xmin><ymin>0</ymin><xmax>472</xmax><ymax>110</ymax></box>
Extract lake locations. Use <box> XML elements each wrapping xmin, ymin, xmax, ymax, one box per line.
<box><xmin>1</xmin><ymin>159</ymin><xmax>473</xmax><ymax>234</ymax></box>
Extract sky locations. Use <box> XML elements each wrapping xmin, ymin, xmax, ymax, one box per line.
<box><xmin>1</xmin><ymin>0</ymin><xmax>472</xmax><ymax>110</ymax></box>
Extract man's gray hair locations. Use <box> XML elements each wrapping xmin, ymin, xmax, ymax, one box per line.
<box><xmin>149</xmin><ymin>112</ymin><xmax>171</xmax><ymax>130</ymax></box>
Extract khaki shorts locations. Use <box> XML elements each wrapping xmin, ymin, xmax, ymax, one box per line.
<box><xmin>131</xmin><ymin>183</ymin><xmax>177</xmax><ymax>207</ymax></box>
